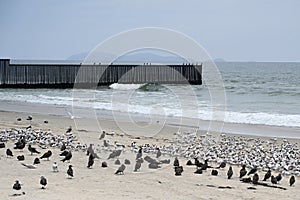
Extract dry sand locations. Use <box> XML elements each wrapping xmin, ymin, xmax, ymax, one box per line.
<box><xmin>0</xmin><ymin>111</ymin><xmax>299</xmax><ymax>200</ymax></box>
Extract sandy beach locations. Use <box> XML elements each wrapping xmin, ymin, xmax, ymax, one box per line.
<box><xmin>0</xmin><ymin>108</ymin><xmax>299</xmax><ymax>200</ymax></box>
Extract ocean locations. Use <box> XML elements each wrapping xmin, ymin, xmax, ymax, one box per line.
<box><xmin>0</xmin><ymin>62</ymin><xmax>299</xmax><ymax>128</ymax></box>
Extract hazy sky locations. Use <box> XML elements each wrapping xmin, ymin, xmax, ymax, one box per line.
<box><xmin>0</xmin><ymin>0</ymin><xmax>299</xmax><ymax>61</ymax></box>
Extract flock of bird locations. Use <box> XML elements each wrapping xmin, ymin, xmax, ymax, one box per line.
<box><xmin>0</xmin><ymin>116</ymin><xmax>299</xmax><ymax>195</ymax></box>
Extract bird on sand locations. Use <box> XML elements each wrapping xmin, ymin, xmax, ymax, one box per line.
<box><xmin>59</xmin><ymin>150</ymin><xmax>69</xmax><ymax>157</ymax></box>
<box><xmin>271</xmin><ymin>175</ymin><xmax>277</xmax><ymax>184</ymax></box>
<box><xmin>174</xmin><ymin>166</ymin><xmax>183</xmax><ymax>176</ymax></box>
<box><xmin>186</xmin><ymin>160</ymin><xmax>193</xmax><ymax>165</ymax></box>
<box><xmin>40</xmin><ymin>150</ymin><xmax>52</xmax><ymax>160</ymax></box>
<box><xmin>17</xmin><ymin>155</ymin><xmax>25</xmax><ymax>161</ymax></box>
<box><xmin>14</xmin><ymin>139</ymin><xmax>26</xmax><ymax>151</ymax></box>
<box><xmin>86</xmin><ymin>144</ymin><xmax>93</xmax><ymax>156</ymax></box>
<box><xmin>216</xmin><ymin>161</ymin><xmax>226</xmax><ymax>169</ymax></box>
<box><xmin>115</xmin><ymin>164</ymin><xmax>126</xmax><ymax>175</ymax></box>
<box><xmin>0</xmin><ymin>142</ymin><xmax>5</xmax><ymax>148</ymax></box>
<box><xmin>134</xmin><ymin>160</ymin><xmax>142</xmax><ymax>172</ymax></box>
<box><xmin>28</xmin><ymin>145</ymin><xmax>40</xmax><ymax>155</ymax></box>
<box><xmin>61</xmin><ymin>151</ymin><xmax>72</xmax><ymax>162</ymax></box>
<box><xmin>173</xmin><ymin>157</ymin><xmax>179</xmax><ymax>167</ymax></box>
<box><xmin>66</xmin><ymin>126</ymin><xmax>72</xmax><ymax>134</ymax></box>
<box><xmin>99</xmin><ymin>131</ymin><xmax>106</xmax><ymax>140</ymax></box>
<box><xmin>252</xmin><ymin>173</ymin><xmax>259</xmax><ymax>184</ymax></box>
<box><xmin>60</xmin><ymin>143</ymin><xmax>66</xmax><ymax>151</ymax></box>
<box><xmin>156</xmin><ymin>148</ymin><xmax>162</xmax><ymax>158</ymax></box>
<box><xmin>194</xmin><ymin>168</ymin><xmax>203</xmax><ymax>174</ymax></box>
<box><xmin>276</xmin><ymin>173</ymin><xmax>282</xmax><ymax>182</ymax></box>
<box><xmin>263</xmin><ymin>169</ymin><xmax>271</xmax><ymax>181</ymax></box>
<box><xmin>289</xmin><ymin>175</ymin><xmax>295</xmax><ymax>186</ymax></box>
<box><xmin>52</xmin><ymin>162</ymin><xmax>58</xmax><ymax>172</ymax></box>
<box><xmin>124</xmin><ymin>159</ymin><xmax>131</xmax><ymax>165</ymax></box>
<box><xmin>247</xmin><ymin>167</ymin><xmax>257</xmax><ymax>176</ymax></box>
<box><xmin>34</xmin><ymin>157</ymin><xmax>40</xmax><ymax>165</ymax></box>
<box><xmin>239</xmin><ymin>165</ymin><xmax>247</xmax><ymax>178</ymax></box>
<box><xmin>101</xmin><ymin>162</ymin><xmax>108</xmax><ymax>168</ymax></box>
<box><xmin>6</xmin><ymin>148</ymin><xmax>13</xmax><ymax>157</ymax></box>
<box><xmin>107</xmin><ymin>150</ymin><xmax>122</xmax><ymax>160</ymax></box>
<box><xmin>67</xmin><ymin>165</ymin><xmax>73</xmax><ymax>178</ymax></box>
<box><xmin>40</xmin><ymin>176</ymin><xmax>47</xmax><ymax>189</ymax></box>
<box><xmin>87</xmin><ymin>154</ymin><xmax>95</xmax><ymax>168</ymax></box>
<box><xmin>136</xmin><ymin>147</ymin><xmax>143</xmax><ymax>160</ymax></box>
<box><xmin>13</xmin><ymin>180</ymin><xmax>21</xmax><ymax>191</ymax></box>
<box><xmin>211</xmin><ymin>169</ymin><xmax>218</xmax><ymax>176</ymax></box>
<box><xmin>227</xmin><ymin>166</ymin><xmax>233</xmax><ymax>179</ymax></box>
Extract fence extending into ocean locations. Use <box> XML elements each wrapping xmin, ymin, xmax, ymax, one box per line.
<box><xmin>0</xmin><ymin>59</ymin><xmax>202</xmax><ymax>88</ymax></box>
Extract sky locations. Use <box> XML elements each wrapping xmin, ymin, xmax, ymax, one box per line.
<box><xmin>0</xmin><ymin>0</ymin><xmax>299</xmax><ymax>62</ymax></box>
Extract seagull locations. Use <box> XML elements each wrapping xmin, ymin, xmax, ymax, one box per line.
<box><xmin>26</xmin><ymin>116</ymin><xmax>32</xmax><ymax>121</ymax></box>
<box><xmin>271</xmin><ymin>175</ymin><xmax>277</xmax><ymax>184</ymax></box>
<box><xmin>17</xmin><ymin>155</ymin><xmax>25</xmax><ymax>161</ymax></box>
<box><xmin>134</xmin><ymin>161</ymin><xmax>142</xmax><ymax>172</ymax></box>
<box><xmin>60</xmin><ymin>143</ymin><xmax>66</xmax><ymax>151</ymax></box>
<box><xmin>276</xmin><ymin>173</ymin><xmax>282</xmax><ymax>182</ymax></box>
<box><xmin>61</xmin><ymin>151</ymin><xmax>72</xmax><ymax>162</ymax></box>
<box><xmin>263</xmin><ymin>169</ymin><xmax>271</xmax><ymax>181</ymax></box>
<box><xmin>67</xmin><ymin>165</ymin><xmax>73</xmax><ymax>178</ymax></box>
<box><xmin>34</xmin><ymin>158</ymin><xmax>40</xmax><ymax>165</ymax></box>
<box><xmin>216</xmin><ymin>161</ymin><xmax>226</xmax><ymax>169</ymax></box>
<box><xmin>99</xmin><ymin>131</ymin><xmax>106</xmax><ymax>140</ymax></box>
<box><xmin>40</xmin><ymin>176</ymin><xmax>47</xmax><ymax>189</ymax></box>
<box><xmin>115</xmin><ymin>164</ymin><xmax>126</xmax><ymax>175</ymax></box>
<box><xmin>87</xmin><ymin>154</ymin><xmax>95</xmax><ymax>168</ymax></box>
<box><xmin>175</xmin><ymin>166</ymin><xmax>183</xmax><ymax>176</ymax></box>
<box><xmin>52</xmin><ymin>162</ymin><xmax>58</xmax><ymax>172</ymax></box>
<box><xmin>211</xmin><ymin>169</ymin><xmax>218</xmax><ymax>176</ymax></box>
<box><xmin>240</xmin><ymin>165</ymin><xmax>247</xmax><ymax>178</ymax></box>
<box><xmin>21</xmin><ymin>163</ymin><xmax>37</xmax><ymax>169</ymax></box>
<box><xmin>247</xmin><ymin>167</ymin><xmax>257</xmax><ymax>176</ymax></box>
<box><xmin>66</xmin><ymin>126</ymin><xmax>72</xmax><ymax>134</ymax></box>
<box><xmin>173</xmin><ymin>157</ymin><xmax>179</xmax><ymax>167</ymax></box>
<box><xmin>40</xmin><ymin>150</ymin><xmax>52</xmax><ymax>160</ymax></box>
<box><xmin>253</xmin><ymin>173</ymin><xmax>259</xmax><ymax>184</ymax></box>
<box><xmin>136</xmin><ymin>147</ymin><xmax>142</xmax><ymax>160</ymax></box>
<box><xmin>156</xmin><ymin>148</ymin><xmax>161</xmax><ymax>158</ymax></box>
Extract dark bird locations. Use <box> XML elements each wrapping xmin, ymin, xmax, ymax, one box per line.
<box><xmin>194</xmin><ymin>168</ymin><xmax>203</xmax><ymax>174</ymax></box>
<box><xmin>101</xmin><ymin>162</ymin><xmax>108</xmax><ymax>168</ymax></box>
<box><xmin>247</xmin><ymin>167</ymin><xmax>257</xmax><ymax>176</ymax></box>
<box><xmin>263</xmin><ymin>169</ymin><xmax>271</xmax><ymax>181</ymax></box>
<box><xmin>252</xmin><ymin>173</ymin><xmax>259</xmax><ymax>184</ymax></box>
<box><xmin>227</xmin><ymin>166</ymin><xmax>233</xmax><ymax>179</ymax></box>
<box><xmin>26</xmin><ymin>115</ymin><xmax>32</xmax><ymax>120</ymax></box>
<box><xmin>174</xmin><ymin>166</ymin><xmax>183</xmax><ymax>176</ymax></box>
<box><xmin>124</xmin><ymin>159</ymin><xmax>131</xmax><ymax>165</ymax></box>
<box><xmin>17</xmin><ymin>155</ymin><xmax>25</xmax><ymax>161</ymax></box>
<box><xmin>66</xmin><ymin>126</ymin><xmax>72</xmax><ymax>133</ymax></box>
<box><xmin>216</xmin><ymin>161</ymin><xmax>226</xmax><ymax>169</ymax></box>
<box><xmin>159</xmin><ymin>159</ymin><xmax>170</xmax><ymax>164</ymax></box>
<box><xmin>34</xmin><ymin>157</ymin><xmax>40</xmax><ymax>164</ymax></box>
<box><xmin>26</xmin><ymin>125</ymin><xmax>31</xmax><ymax>129</ymax></box>
<box><xmin>211</xmin><ymin>169</ymin><xmax>218</xmax><ymax>176</ymax></box>
<box><xmin>136</xmin><ymin>147</ymin><xmax>143</xmax><ymax>160</ymax></box>
<box><xmin>40</xmin><ymin>176</ymin><xmax>47</xmax><ymax>189</ymax></box>
<box><xmin>86</xmin><ymin>144</ymin><xmax>93</xmax><ymax>156</ymax></box>
<box><xmin>40</xmin><ymin>150</ymin><xmax>52</xmax><ymax>160</ymax></box>
<box><xmin>173</xmin><ymin>157</ymin><xmax>179</xmax><ymax>167</ymax></box>
<box><xmin>289</xmin><ymin>175</ymin><xmax>295</xmax><ymax>186</ymax></box>
<box><xmin>144</xmin><ymin>156</ymin><xmax>159</xmax><ymax>165</ymax></box>
<box><xmin>201</xmin><ymin>159</ymin><xmax>212</xmax><ymax>170</ymax></box>
<box><xmin>44</xmin><ymin>120</ymin><xmax>48</xmax><ymax>124</ymax></box>
<box><xmin>28</xmin><ymin>145</ymin><xmax>40</xmax><ymax>155</ymax></box>
<box><xmin>271</xmin><ymin>175</ymin><xmax>277</xmax><ymax>184</ymax></box>
<box><xmin>61</xmin><ymin>151</ymin><xmax>72</xmax><ymax>162</ymax></box>
<box><xmin>240</xmin><ymin>165</ymin><xmax>247</xmax><ymax>178</ymax></box>
<box><xmin>67</xmin><ymin>165</ymin><xmax>73</xmax><ymax>178</ymax></box>
<box><xmin>186</xmin><ymin>160</ymin><xmax>193</xmax><ymax>165</ymax></box>
<box><xmin>59</xmin><ymin>150</ymin><xmax>69</xmax><ymax>157</ymax></box>
<box><xmin>60</xmin><ymin>143</ymin><xmax>66</xmax><ymax>151</ymax></box>
<box><xmin>87</xmin><ymin>154</ymin><xmax>95</xmax><ymax>168</ymax></box>
<box><xmin>134</xmin><ymin>161</ymin><xmax>142</xmax><ymax>172</ymax></box>
<box><xmin>17</xmin><ymin>117</ymin><xmax>22</xmax><ymax>121</ymax></box>
<box><xmin>115</xmin><ymin>164</ymin><xmax>126</xmax><ymax>175</ymax></box>
<box><xmin>0</xmin><ymin>142</ymin><xmax>5</xmax><ymax>148</ymax></box>
<box><xmin>13</xmin><ymin>180</ymin><xmax>21</xmax><ymax>191</ymax></box>
<box><xmin>6</xmin><ymin>148</ymin><xmax>13</xmax><ymax>157</ymax></box>
<box><xmin>114</xmin><ymin>159</ymin><xmax>121</xmax><ymax>165</ymax></box>
<box><xmin>276</xmin><ymin>173</ymin><xmax>282</xmax><ymax>182</ymax></box>
<box><xmin>148</xmin><ymin>163</ymin><xmax>161</xmax><ymax>169</ymax></box>
<box><xmin>14</xmin><ymin>139</ymin><xmax>26</xmax><ymax>151</ymax></box>
<box><xmin>156</xmin><ymin>148</ymin><xmax>161</xmax><ymax>158</ymax></box>
<box><xmin>107</xmin><ymin>150</ymin><xmax>122</xmax><ymax>160</ymax></box>
<box><xmin>99</xmin><ymin>131</ymin><xmax>105</xmax><ymax>140</ymax></box>
<box><xmin>194</xmin><ymin>158</ymin><xmax>201</xmax><ymax>168</ymax></box>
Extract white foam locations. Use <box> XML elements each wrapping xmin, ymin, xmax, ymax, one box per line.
<box><xmin>109</xmin><ymin>83</ymin><xmax>145</xmax><ymax>90</ymax></box>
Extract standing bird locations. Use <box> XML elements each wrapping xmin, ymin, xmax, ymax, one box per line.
<box><xmin>216</xmin><ymin>161</ymin><xmax>226</xmax><ymax>169</ymax></box>
<box><xmin>136</xmin><ymin>147</ymin><xmax>143</xmax><ymax>160</ymax></box>
<box><xmin>289</xmin><ymin>175</ymin><xmax>295</xmax><ymax>186</ymax></box>
<box><xmin>14</xmin><ymin>139</ymin><xmax>26</xmax><ymax>151</ymax></box>
<box><xmin>61</xmin><ymin>151</ymin><xmax>72</xmax><ymax>162</ymax></box>
<box><xmin>175</xmin><ymin>166</ymin><xmax>184</xmax><ymax>176</ymax></box>
<box><xmin>86</xmin><ymin>144</ymin><xmax>93</xmax><ymax>156</ymax></box>
<box><xmin>173</xmin><ymin>157</ymin><xmax>179</xmax><ymax>167</ymax></box>
<box><xmin>134</xmin><ymin>161</ymin><xmax>142</xmax><ymax>172</ymax></box>
<box><xmin>0</xmin><ymin>142</ymin><xmax>5</xmax><ymax>148</ymax></box>
<box><xmin>52</xmin><ymin>162</ymin><xmax>58</xmax><ymax>172</ymax></box>
<box><xmin>17</xmin><ymin>155</ymin><xmax>25</xmax><ymax>161</ymax></box>
<box><xmin>211</xmin><ymin>169</ymin><xmax>218</xmax><ymax>176</ymax></box>
<box><xmin>227</xmin><ymin>166</ymin><xmax>233</xmax><ymax>179</ymax></box>
<box><xmin>271</xmin><ymin>175</ymin><xmax>277</xmax><ymax>184</ymax></box>
<box><xmin>6</xmin><ymin>148</ymin><xmax>13</xmax><ymax>157</ymax></box>
<box><xmin>28</xmin><ymin>145</ymin><xmax>40</xmax><ymax>155</ymax></box>
<box><xmin>60</xmin><ymin>143</ymin><xmax>66</xmax><ymax>151</ymax></box>
<box><xmin>34</xmin><ymin>157</ymin><xmax>40</xmax><ymax>165</ymax></box>
<box><xmin>40</xmin><ymin>150</ymin><xmax>52</xmax><ymax>160</ymax></box>
<box><xmin>240</xmin><ymin>165</ymin><xmax>247</xmax><ymax>178</ymax></box>
<box><xmin>252</xmin><ymin>173</ymin><xmax>259</xmax><ymax>184</ymax></box>
<box><xmin>67</xmin><ymin>165</ymin><xmax>73</xmax><ymax>178</ymax></box>
<box><xmin>13</xmin><ymin>180</ymin><xmax>21</xmax><ymax>191</ymax></box>
<box><xmin>263</xmin><ymin>169</ymin><xmax>272</xmax><ymax>181</ymax></box>
<box><xmin>40</xmin><ymin>176</ymin><xmax>47</xmax><ymax>189</ymax></box>
<box><xmin>26</xmin><ymin>115</ymin><xmax>32</xmax><ymax>120</ymax></box>
<box><xmin>99</xmin><ymin>131</ymin><xmax>106</xmax><ymax>140</ymax></box>
<box><xmin>66</xmin><ymin>126</ymin><xmax>72</xmax><ymax>134</ymax></box>
<box><xmin>115</xmin><ymin>164</ymin><xmax>126</xmax><ymax>175</ymax></box>
<box><xmin>247</xmin><ymin>166</ymin><xmax>257</xmax><ymax>176</ymax></box>
<box><xmin>276</xmin><ymin>173</ymin><xmax>282</xmax><ymax>183</ymax></box>
<box><xmin>87</xmin><ymin>154</ymin><xmax>95</xmax><ymax>168</ymax></box>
